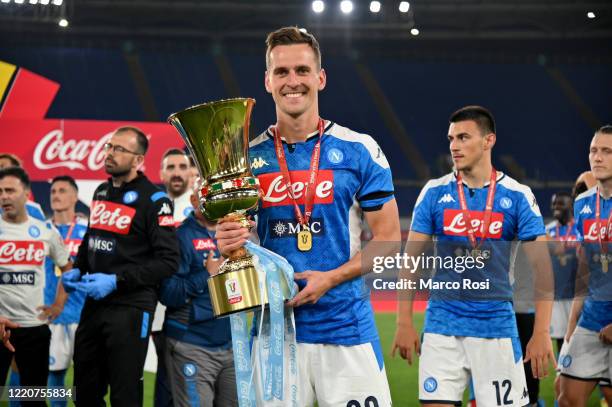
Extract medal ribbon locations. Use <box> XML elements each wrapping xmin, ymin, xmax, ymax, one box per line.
<box><xmin>271</xmin><ymin>119</ymin><xmax>324</xmax><ymax>227</ymax></box>
<box><xmin>555</xmin><ymin>220</ymin><xmax>575</xmax><ymax>249</ymax></box>
<box><xmin>456</xmin><ymin>168</ymin><xmax>497</xmax><ymax>250</ymax></box>
<box><xmin>594</xmin><ymin>187</ymin><xmax>612</xmax><ymax>255</ymax></box>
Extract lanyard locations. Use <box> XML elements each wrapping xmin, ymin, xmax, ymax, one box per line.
<box><xmin>56</xmin><ymin>218</ymin><xmax>76</xmax><ymax>244</ymax></box>
<box><xmin>555</xmin><ymin>220</ymin><xmax>575</xmax><ymax>248</ymax></box>
<box><xmin>270</xmin><ymin>119</ymin><xmax>325</xmax><ymax>227</ymax></box>
<box><xmin>456</xmin><ymin>168</ymin><xmax>497</xmax><ymax>249</ymax></box>
<box><xmin>595</xmin><ymin>187</ymin><xmax>612</xmax><ymax>254</ymax></box>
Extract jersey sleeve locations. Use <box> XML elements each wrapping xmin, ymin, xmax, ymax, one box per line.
<box><xmin>517</xmin><ymin>187</ymin><xmax>545</xmax><ymax>241</ymax></box>
<box><xmin>355</xmin><ymin>135</ymin><xmax>394</xmax><ymax>211</ymax></box>
<box><xmin>574</xmin><ymin>202</ymin><xmax>584</xmax><ymax>242</ymax></box>
<box><xmin>47</xmin><ymin>223</ymin><xmax>70</xmax><ymax>268</ymax></box>
<box><xmin>410</xmin><ymin>181</ymin><xmax>435</xmax><ymax>235</ymax></box>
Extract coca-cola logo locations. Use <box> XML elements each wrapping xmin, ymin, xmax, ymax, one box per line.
<box><xmin>443</xmin><ymin>209</ymin><xmax>504</xmax><ymax>238</ymax></box>
<box><xmin>583</xmin><ymin>219</ymin><xmax>611</xmax><ymax>242</ymax></box>
<box><xmin>258</xmin><ymin>170</ymin><xmax>334</xmax><ymax>208</ymax></box>
<box><xmin>33</xmin><ymin>129</ymin><xmax>112</xmax><ymax>171</ymax></box>
<box><xmin>192</xmin><ymin>239</ymin><xmax>216</xmax><ymax>251</ymax></box>
<box><xmin>89</xmin><ymin>200</ymin><xmax>135</xmax><ymax>235</ymax></box>
<box><xmin>0</xmin><ymin>241</ymin><xmax>45</xmax><ymax>266</ymax></box>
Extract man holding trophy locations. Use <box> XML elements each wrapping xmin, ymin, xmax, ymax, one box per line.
<box><xmin>213</xmin><ymin>27</ymin><xmax>401</xmax><ymax>406</ymax></box>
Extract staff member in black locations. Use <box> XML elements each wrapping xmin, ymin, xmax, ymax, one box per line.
<box><xmin>64</xmin><ymin>126</ymin><xmax>180</xmax><ymax>407</ymax></box>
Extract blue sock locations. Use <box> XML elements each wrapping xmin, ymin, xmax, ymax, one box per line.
<box><xmin>48</xmin><ymin>370</ymin><xmax>67</xmax><ymax>407</ymax></box>
<box><xmin>9</xmin><ymin>370</ymin><xmax>20</xmax><ymax>407</ymax></box>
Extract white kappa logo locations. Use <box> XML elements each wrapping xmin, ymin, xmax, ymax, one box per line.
<box><xmin>251</xmin><ymin>157</ymin><xmax>269</xmax><ymax>170</ymax></box>
<box><xmin>580</xmin><ymin>205</ymin><xmax>592</xmax><ymax>215</ymax></box>
<box><xmin>437</xmin><ymin>194</ymin><xmax>456</xmax><ymax>204</ymax></box>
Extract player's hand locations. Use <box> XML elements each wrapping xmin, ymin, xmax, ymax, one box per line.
<box><xmin>36</xmin><ymin>303</ymin><xmax>63</xmax><ymax>322</ymax></box>
<box><xmin>216</xmin><ymin>221</ymin><xmax>253</xmax><ymax>257</ymax></box>
<box><xmin>205</xmin><ymin>251</ymin><xmax>224</xmax><ymax>276</ymax></box>
<box><xmin>286</xmin><ymin>271</ymin><xmax>333</xmax><ymax>307</ymax></box>
<box><xmin>524</xmin><ymin>331</ymin><xmax>556</xmax><ymax>378</ymax></box>
<box><xmin>61</xmin><ymin>268</ymin><xmax>81</xmax><ymax>293</ymax></box>
<box><xmin>76</xmin><ymin>273</ymin><xmax>117</xmax><ymax>300</ymax></box>
<box><xmin>599</xmin><ymin>323</ymin><xmax>612</xmax><ymax>345</ymax></box>
<box><xmin>391</xmin><ymin>323</ymin><xmax>421</xmax><ymax>365</ymax></box>
<box><xmin>0</xmin><ymin>316</ymin><xmax>18</xmax><ymax>352</ymax></box>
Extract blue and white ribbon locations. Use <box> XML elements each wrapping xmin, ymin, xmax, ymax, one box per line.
<box><xmin>230</xmin><ymin>241</ymin><xmax>298</xmax><ymax>407</ymax></box>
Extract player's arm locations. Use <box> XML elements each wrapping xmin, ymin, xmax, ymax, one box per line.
<box><xmin>39</xmin><ymin>227</ymin><xmax>73</xmax><ymax>321</ymax></box>
<box><xmin>287</xmin><ymin>198</ymin><xmax>401</xmax><ymax>307</ymax></box>
<box><xmin>522</xmin><ymin>235</ymin><xmax>557</xmax><ymax>378</ymax></box>
<box><xmin>565</xmin><ymin>243</ymin><xmax>588</xmax><ymax>341</ymax></box>
<box><xmin>391</xmin><ymin>230</ymin><xmax>432</xmax><ymax>365</ymax></box>
<box><xmin>114</xmin><ymin>196</ymin><xmax>181</xmax><ymax>291</ymax></box>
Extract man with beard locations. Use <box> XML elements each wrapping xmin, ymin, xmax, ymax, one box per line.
<box><xmin>152</xmin><ymin>148</ymin><xmax>193</xmax><ymax>407</ymax></box>
<box><xmin>64</xmin><ymin>126</ymin><xmax>180</xmax><ymax>406</ymax></box>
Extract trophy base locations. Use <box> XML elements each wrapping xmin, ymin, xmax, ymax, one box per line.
<box><xmin>208</xmin><ymin>255</ymin><xmax>291</xmax><ymax>318</ymax></box>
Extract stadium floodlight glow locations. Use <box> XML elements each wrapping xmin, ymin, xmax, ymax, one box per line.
<box><xmin>40</xmin><ymin>0</ymin><xmax>49</xmax><ymax>4</ymax></box>
<box><xmin>14</xmin><ymin>0</ymin><xmax>24</xmax><ymax>4</ymax></box>
<box><xmin>51</xmin><ymin>0</ymin><xmax>62</xmax><ymax>5</ymax></box>
<box><xmin>58</xmin><ymin>17</ymin><xmax>68</xmax><ymax>27</ymax></box>
<box><xmin>399</xmin><ymin>1</ymin><xmax>410</xmax><ymax>13</ymax></box>
<box><xmin>29</xmin><ymin>0</ymin><xmax>38</xmax><ymax>4</ymax></box>
<box><xmin>369</xmin><ymin>1</ymin><xmax>381</xmax><ymax>13</ymax></box>
<box><xmin>340</xmin><ymin>0</ymin><xmax>353</xmax><ymax>14</ymax></box>
<box><xmin>587</xmin><ymin>11</ymin><xmax>596</xmax><ymax>19</ymax></box>
<box><xmin>410</xmin><ymin>28</ymin><xmax>420</xmax><ymax>36</ymax></box>
<box><xmin>312</xmin><ymin>0</ymin><xmax>324</xmax><ymax>13</ymax></box>
<box><xmin>1</xmin><ymin>0</ymin><xmax>11</xmax><ymax>4</ymax></box>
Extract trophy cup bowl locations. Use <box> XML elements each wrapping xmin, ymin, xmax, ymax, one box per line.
<box><xmin>168</xmin><ymin>98</ymin><xmax>290</xmax><ymax>317</ymax></box>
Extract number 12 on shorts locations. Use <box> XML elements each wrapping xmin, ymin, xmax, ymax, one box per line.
<box><xmin>492</xmin><ymin>379</ymin><xmax>513</xmax><ymax>405</ymax></box>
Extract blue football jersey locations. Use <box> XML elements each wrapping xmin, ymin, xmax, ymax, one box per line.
<box><xmin>44</xmin><ymin>217</ymin><xmax>88</xmax><ymax>324</ymax></box>
<box><xmin>573</xmin><ymin>187</ymin><xmax>612</xmax><ymax>332</ymax></box>
<box><xmin>545</xmin><ymin>220</ymin><xmax>579</xmax><ymax>299</ymax></box>
<box><xmin>411</xmin><ymin>172</ymin><xmax>545</xmax><ymax>338</ymax></box>
<box><xmin>249</xmin><ymin>121</ymin><xmax>395</xmax><ymax>345</ymax></box>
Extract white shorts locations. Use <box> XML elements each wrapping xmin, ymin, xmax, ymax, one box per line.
<box><xmin>550</xmin><ymin>300</ymin><xmax>572</xmax><ymax>339</ymax></box>
<box><xmin>253</xmin><ymin>340</ymin><xmax>391</xmax><ymax>407</ymax></box>
<box><xmin>558</xmin><ymin>326</ymin><xmax>612</xmax><ymax>386</ymax></box>
<box><xmin>48</xmin><ymin>323</ymin><xmax>78</xmax><ymax>371</ymax></box>
<box><xmin>419</xmin><ymin>333</ymin><xmax>529</xmax><ymax>406</ymax></box>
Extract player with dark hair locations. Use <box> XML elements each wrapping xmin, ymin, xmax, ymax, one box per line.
<box><xmin>216</xmin><ymin>26</ymin><xmax>400</xmax><ymax>406</ymax></box>
<box><xmin>392</xmin><ymin>106</ymin><xmax>555</xmax><ymax>406</ymax></box>
<box><xmin>64</xmin><ymin>126</ymin><xmax>180</xmax><ymax>406</ymax></box>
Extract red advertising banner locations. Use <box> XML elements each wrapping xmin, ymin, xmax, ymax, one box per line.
<box><xmin>0</xmin><ymin>119</ymin><xmax>183</xmax><ymax>183</ymax></box>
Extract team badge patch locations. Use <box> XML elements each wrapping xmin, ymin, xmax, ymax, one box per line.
<box><xmin>49</xmin><ymin>356</ymin><xmax>56</xmax><ymax>366</ymax></box>
<box><xmin>500</xmin><ymin>197</ymin><xmax>512</xmax><ymax>209</ymax></box>
<box><xmin>28</xmin><ymin>225</ymin><xmax>40</xmax><ymax>238</ymax></box>
<box><xmin>183</xmin><ymin>362</ymin><xmax>197</xmax><ymax>377</ymax></box>
<box><xmin>327</xmin><ymin>148</ymin><xmax>344</xmax><ymax>164</ymax></box>
<box><xmin>183</xmin><ymin>206</ymin><xmax>194</xmax><ymax>217</ymax></box>
<box><xmin>123</xmin><ymin>191</ymin><xmax>139</xmax><ymax>204</ymax></box>
<box><xmin>423</xmin><ymin>377</ymin><xmax>438</xmax><ymax>393</ymax></box>
<box><xmin>561</xmin><ymin>354</ymin><xmax>572</xmax><ymax>368</ymax></box>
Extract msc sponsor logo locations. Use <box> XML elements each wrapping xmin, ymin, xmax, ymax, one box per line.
<box><xmin>258</xmin><ymin>170</ymin><xmax>334</xmax><ymax>208</ymax></box>
<box><xmin>0</xmin><ymin>271</ymin><xmax>36</xmax><ymax>285</ymax></box>
<box><xmin>268</xmin><ymin>218</ymin><xmax>324</xmax><ymax>238</ymax></box>
<box><xmin>87</xmin><ymin>236</ymin><xmax>116</xmax><ymax>254</ymax></box>
<box><xmin>442</xmin><ymin>209</ymin><xmax>504</xmax><ymax>238</ymax></box>
<box><xmin>89</xmin><ymin>200</ymin><xmax>135</xmax><ymax>235</ymax></box>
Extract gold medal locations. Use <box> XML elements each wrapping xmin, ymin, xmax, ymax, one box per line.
<box><xmin>559</xmin><ymin>255</ymin><xmax>567</xmax><ymax>267</ymax></box>
<box><xmin>55</xmin><ymin>266</ymin><xmax>62</xmax><ymax>277</ymax></box>
<box><xmin>297</xmin><ymin>227</ymin><xmax>312</xmax><ymax>252</ymax></box>
<box><xmin>602</xmin><ymin>255</ymin><xmax>609</xmax><ymax>273</ymax></box>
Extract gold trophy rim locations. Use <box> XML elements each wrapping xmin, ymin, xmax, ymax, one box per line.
<box><xmin>166</xmin><ymin>97</ymin><xmax>256</xmax><ymax>124</ymax></box>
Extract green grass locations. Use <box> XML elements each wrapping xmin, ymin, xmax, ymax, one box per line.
<box><xmin>2</xmin><ymin>313</ymin><xmax>603</xmax><ymax>406</ymax></box>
